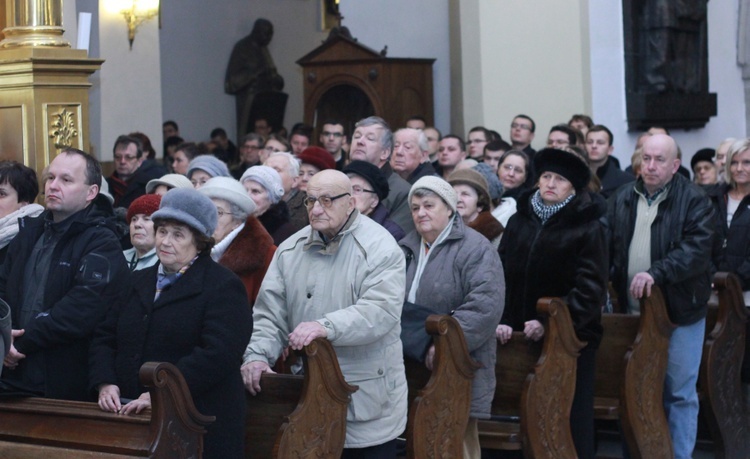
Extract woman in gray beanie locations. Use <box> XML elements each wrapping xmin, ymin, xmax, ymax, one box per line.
<box><xmin>240</xmin><ymin>165</ymin><xmax>296</xmax><ymax>245</ymax></box>
<box><xmin>187</xmin><ymin>155</ymin><xmax>231</xmax><ymax>189</ymax></box>
<box><xmin>398</xmin><ymin>176</ymin><xmax>505</xmax><ymax>458</ymax></box>
<box><xmin>90</xmin><ymin>187</ymin><xmax>252</xmax><ymax>459</ymax></box>
<box><xmin>199</xmin><ymin>177</ymin><xmax>275</xmax><ymax>305</ymax></box>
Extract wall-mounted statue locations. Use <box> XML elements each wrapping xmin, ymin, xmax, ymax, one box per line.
<box><xmin>225</xmin><ymin>18</ymin><xmax>287</xmax><ymax>138</ymax></box>
<box><xmin>637</xmin><ymin>0</ymin><xmax>708</xmax><ymax>93</ymax></box>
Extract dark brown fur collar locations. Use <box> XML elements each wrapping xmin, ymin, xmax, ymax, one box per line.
<box><xmin>219</xmin><ymin>216</ymin><xmax>274</xmax><ymax>274</ymax></box>
<box><xmin>468</xmin><ymin>211</ymin><xmax>504</xmax><ymax>241</ymax></box>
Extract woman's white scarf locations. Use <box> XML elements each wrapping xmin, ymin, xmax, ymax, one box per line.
<box><xmin>0</xmin><ymin>204</ymin><xmax>44</xmax><ymax>249</ymax></box>
<box><xmin>210</xmin><ymin>222</ymin><xmax>245</xmax><ymax>262</ymax></box>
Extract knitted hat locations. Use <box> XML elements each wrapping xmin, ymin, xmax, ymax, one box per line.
<box><xmin>240</xmin><ymin>165</ymin><xmax>284</xmax><ymax>204</ymax></box>
<box><xmin>297</xmin><ymin>146</ymin><xmax>336</xmax><ymax>171</ymax></box>
<box><xmin>472</xmin><ymin>163</ymin><xmax>504</xmax><ymax>200</ymax></box>
<box><xmin>448</xmin><ymin>168</ymin><xmax>491</xmax><ymax>209</ymax></box>
<box><xmin>690</xmin><ymin>148</ymin><xmax>715</xmax><ymax>171</ymax></box>
<box><xmin>187</xmin><ymin>155</ymin><xmax>230</xmax><ymax>179</ymax></box>
<box><xmin>198</xmin><ymin>176</ymin><xmax>257</xmax><ymax>216</ymax></box>
<box><xmin>146</xmin><ymin>173</ymin><xmax>193</xmax><ymax>194</ymax></box>
<box><xmin>409</xmin><ymin>176</ymin><xmax>458</xmax><ymax>213</ymax></box>
<box><xmin>533</xmin><ymin>148</ymin><xmax>591</xmax><ymax>191</ymax></box>
<box><xmin>343</xmin><ymin>160</ymin><xmax>390</xmax><ymax>202</ymax></box>
<box><xmin>151</xmin><ymin>188</ymin><xmax>218</xmax><ymax>238</ymax></box>
<box><xmin>126</xmin><ymin>193</ymin><xmax>162</xmax><ymax>223</ymax></box>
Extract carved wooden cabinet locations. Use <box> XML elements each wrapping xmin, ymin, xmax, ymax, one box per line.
<box><xmin>297</xmin><ymin>34</ymin><xmax>434</xmax><ymax>137</ymax></box>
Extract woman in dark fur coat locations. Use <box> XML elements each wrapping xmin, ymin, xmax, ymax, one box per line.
<box><xmin>198</xmin><ymin>177</ymin><xmax>275</xmax><ymax>306</ymax></box>
<box><xmin>497</xmin><ymin>148</ymin><xmax>607</xmax><ymax>459</ymax></box>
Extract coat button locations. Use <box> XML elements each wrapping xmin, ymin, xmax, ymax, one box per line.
<box><xmin>378</xmin><ymin>368</ymin><xmax>383</xmax><ymax>375</ymax></box>
<box><xmin>143</xmin><ymin>314</ymin><xmax>148</xmax><ymax>321</ymax></box>
<box><xmin>307</xmin><ymin>293</ymin><xmax>312</xmax><ymax>299</ymax></box>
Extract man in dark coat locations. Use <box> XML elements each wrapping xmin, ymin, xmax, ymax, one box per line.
<box><xmin>585</xmin><ymin>125</ymin><xmax>634</xmax><ymax>198</ymax></box>
<box><xmin>0</xmin><ymin>148</ymin><xmax>130</xmax><ymax>401</ymax></box>
<box><xmin>106</xmin><ymin>134</ymin><xmax>166</xmax><ymax>210</ymax></box>
<box><xmin>607</xmin><ymin>134</ymin><xmax>715</xmax><ymax>459</ymax></box>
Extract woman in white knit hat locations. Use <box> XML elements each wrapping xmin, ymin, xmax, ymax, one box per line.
<box><xmin>398</xmin><ymin>175</ymin><xmax>505</xmax><ymax>459</ymax></box>
<box><xmin>240</xmin><ymin>165</ymin><xmax>296</xmax><ymax>245</ymax></box>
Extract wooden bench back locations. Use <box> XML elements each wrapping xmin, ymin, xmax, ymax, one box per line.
<box><xmin>404</xmin><ymin>314</ymin><xmax>479</xmax><ymax>459</ymax></box>
<box><xmin>479</xmin><ymin>297</ymin><xmax>583</xmax><ymax>458</ymax></box>
<box><xmin>244</xmin><ymin>338</ymin><xmax>357</xmax><ymax>459</ymax></box>
<box><xmin>699</xmin><ymin>272</ymin><xmax>749</xmax><ymax>459</ymax></box>
<box><xmin>0</xmin><ymin>362</ymin><xmax>213</xmax><ymax>458</ymax></box>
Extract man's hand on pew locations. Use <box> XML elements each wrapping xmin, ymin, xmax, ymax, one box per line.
<box><xmin>121</xmin><ymin>392</ymin><xmax>151</xmax><ymax>415</ymax></box>
<box><xmin>523</xmin><ymin>320</ymin><xmax>545</xmax><ymax>342</ymax></box>
<box><xmin>496</xmin><ymin>324</ymin><xmax>513</xmax><ymax>344</ymax></box>
<box><xmin>3</xmin><ymin>329</ymin><xmax>26</xmax><ymax>369</ymax></box>
<box><xmin>98</xmin><ymin>384</ymin><xmax>122</xmax><ymax>413</ymax></box>
<box><xmin>629</xmin><ymin>272</ymin><xmax>654</xmax><ymax>299</ymax></box>
<box><xmin>242</xmin><ymin>361</ymin><xmax>277</xmax><ymax>396</ymax></box>
<box><xmin>288</xmin><ymin>321</ymin><xmax>327</xmax><ymax>350</ymax></box>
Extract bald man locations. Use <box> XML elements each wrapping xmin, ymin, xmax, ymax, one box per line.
<box><xmin>241</xmin><ymin>170</ymin><xmax>408</xmax><ymax>456</ymax></box>
<box><xmin>607</xmin><ymin>134</ymin><xmax>715</xmax><ymax>459</ymax></box>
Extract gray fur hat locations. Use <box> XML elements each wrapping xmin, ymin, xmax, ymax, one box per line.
<box><xmin>151</xmin><ymin>188</ymin><xmax>218</xmax><ymax>238</ymax></box>
<box><xmin>240</xmin><ymin>165</ymin><xmax>284</xmax><ymax>204</ymax></box>
<box><xmin>409</xmin><ymin>176</ymin><xmax>457</xmax><ymax>213</ymax></box>
<box><xmin>187</xmin><ymin>155</ymin><xmax>230</xmax><ymax>179</ymax></box>
<box><xmin>199</xmin><ymin>177</ymin><xmax>257</xmax><ymax>216</ymax></box>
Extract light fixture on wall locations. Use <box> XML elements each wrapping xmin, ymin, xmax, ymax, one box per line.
<box><xmin>114</xmin><ymin>0</ymin><xmax>160</xmax><ymax>50</ymax></box>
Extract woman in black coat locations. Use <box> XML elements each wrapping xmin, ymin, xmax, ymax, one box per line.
<box><xmin>90</xmin><ymin>188</ymin><xmax>252</xmax><ymax>459</ymax></box>
<box><xmin>497</xmin><ymin>149</ymin><xmax>607</xmax><ymax>459</ymax></box>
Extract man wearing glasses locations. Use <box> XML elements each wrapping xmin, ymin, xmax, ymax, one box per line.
<box><xmin>242</xmin><ymin>169</ymin><xmax>408</xmax><ymax>458</ymax></box>
<box><xmin>106</xmin><ymin>135</ymin><xmax>166</xmax><ymax>209</ymax></box>
<box><xmin>509</xmin><ymin>114</ymin><xmax>537</xmax><ymax>161</ymax></box>
<box><xmin>318</xmin><ymin>120</ymin><xmax>347</xmax><ymax>170</ymax></box>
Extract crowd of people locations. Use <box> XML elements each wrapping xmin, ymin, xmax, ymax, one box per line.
<box><xmin>0</xmin><ymin>112</ymin><xmax>747</xmax><ymax>459</ymax></box>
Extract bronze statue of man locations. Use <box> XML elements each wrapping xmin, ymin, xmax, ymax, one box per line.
<box><xmin>225</xmin><ymin>19</ymin><xmax>285</xmax><ymax>138</ymax></box>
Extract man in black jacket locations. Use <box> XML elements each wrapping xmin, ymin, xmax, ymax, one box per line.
<box><xmin>607</xmin><ymin>134</ymin><xmax>715</xmax><ymax>459</ymax></box>
<box><xmin>106</xmin><ymin>135</ymin><xmax>166</xmax><ymax>210</ymax></box>
<box><xmin>0</xmin><ymin>148</ymin><xmax>130</xmax><ymax>401</ymax></box>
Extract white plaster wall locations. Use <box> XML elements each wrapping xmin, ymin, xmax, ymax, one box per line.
<box><xmin>159</xmin><ymin>0</ymin><xmax>328</xmax><ymax>145</ymax></box>
<box><xmin>97</xmin><ymin>0</ymin><xmax>162</xmax><ymax>160</ymax></box>
<box><xmin>589</xmin><ymin>1</ymin><xmax>747</xmax><ymax>168</ymax></box>
<box><xmin>474</xmin><ymin>0</ymin><xmax>591</xmax><ymax>147</ymax></box>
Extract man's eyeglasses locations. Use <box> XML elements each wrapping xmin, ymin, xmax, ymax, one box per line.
<box><xmin>510</xmin><ymin>123</ymin><xmax>532</xmax><ymax>131</ymax></box>
<box><xmin>352</xmin><ymin>185</ymin><xmax>376</xmax><ymax>195</ymax></box>
<box><xmin>322</xmin><ymin>131</ymin><xmax>344</xmax><ymax>138</ymax></box>
<box><xmin>114</xmin><ymin>154</ymin><xmax>138</xmax><ymax>162</ymax></box>
<box><xmin>304</xmin><ymin>193</ymin><xmax>350</xmax><ymax>209</ymax></box>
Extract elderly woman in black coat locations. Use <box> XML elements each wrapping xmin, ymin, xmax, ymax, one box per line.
<box><xmin>90</xmin><ymin>188</ymin><xmax>252</xmax><ymax>459</ymax></box>
<box><xmin>497</xmin><ymin>148</ymin><xmax>607</xmax><ymax>459</ymax></box>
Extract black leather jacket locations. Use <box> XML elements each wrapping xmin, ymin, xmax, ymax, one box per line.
<box><xmin>607</xmin><ymin>174</ymin><xmax>715</xmax><ymax>325</ymax></box>
<box><xmin>706</xmin><ymin>183</ymin><xmax>750</xmax><ymax>291</ymax></box>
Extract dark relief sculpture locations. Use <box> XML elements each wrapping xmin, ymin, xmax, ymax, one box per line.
<box><xmin>624</xmin><ymin>0</ymin><xmax>716</xmax><ymax>130</ymax></box>
<box><xmin>225</xmin><ymin>19</ymin><xmax>287</xmax><ymax>137</ymax></box>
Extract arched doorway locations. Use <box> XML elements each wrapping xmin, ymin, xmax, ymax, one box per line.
<box><xmin>314</xmin><ymin>84</ymin><xmax>375</xmax><ymax>138</ymax></box>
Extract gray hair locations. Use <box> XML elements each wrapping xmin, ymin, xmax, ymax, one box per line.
<box><xmin>267</xmin><ymin>151</ymin><xmax>300</xmax><ymax>176</ymax></box>
<box><xmin>240</xmin><ymin>133</ymin><xmax>264</xmax><ymax>146</ymax></box>
<box><xmin>395</xmin><ymin>128</ymin><xmax>429</xmax><ymax>153</ymax></box>
<box><xmin>355</xmin><ymin>116</ymin><xmax>393</xmax><ymax>152</ymax></box>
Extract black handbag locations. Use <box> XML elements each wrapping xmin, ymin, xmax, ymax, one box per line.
<box><xmin>400</xmin><ymin>301</ymin><xmax>438</xmax><ymax>363</ymax></box>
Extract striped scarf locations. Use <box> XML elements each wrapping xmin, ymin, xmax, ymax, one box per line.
<box><xmin>154</xmin><ymin>255</ymin><xmax>199</xmax><ymax>301</ymax></box>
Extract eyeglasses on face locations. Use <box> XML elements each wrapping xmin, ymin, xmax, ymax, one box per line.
<box><xmin>501</xmin><ymin>163</ymin><xmax>525</xmax><ymax>174</ymax></box>
<box><xmin>510</xmin><ymin>123</ymin><xmax>532</xmax><ymax>131</ymax></box>
<box><xmin>304</xmin><ymin>192</ymin><xmax>350</xmax><ymax>209</ymax></box>
<box><xmin>114</xmin><ymin>154</ymin><xmax>139</xmax><ymax>162</ymax></box>
<box><xmin>351</xmin><ymin>185</ymin><xmax>376</xmax><ymax>195</ymax></box>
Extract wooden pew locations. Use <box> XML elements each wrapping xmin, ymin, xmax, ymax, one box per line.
<box><xmin>594</xmin><ymin>285</ymin><xmax>675</xmax><ymax>458</ymax></box>
<box><xmin>403</xmin><ymin>314</ymin><xmax>480</xmax><ymax>459</ymax></box>
<box><xmin>0</xmin><ymin>361</ymin><xmax>213</xmax><ymax>458</ymax></box>
<box><xmin>244</xmin><ymin>337</ymin><xmax>358</xmax><ymax>459</ymax></box>
<box><xmin>699</xmin><ymin>272</ymin><xmax>750</xmax><ymax>459</ymax></box>
<box><xmin>478</xmin><ymin>297</ymin><xmax>584</xmax><ymax>458</ymax></box>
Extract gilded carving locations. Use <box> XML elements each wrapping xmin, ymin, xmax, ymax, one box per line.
<box><xmin>49</xmin><ymin>108</ymin><xmax>79</xmax><ymax>150</ymax></box>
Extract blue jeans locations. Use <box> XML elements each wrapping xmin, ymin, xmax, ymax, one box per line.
<box><xmin>664</xmin><ymin>317</ymin><xmax>705</xmax><ymax>459</ymax></box>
